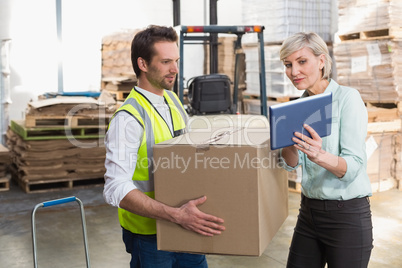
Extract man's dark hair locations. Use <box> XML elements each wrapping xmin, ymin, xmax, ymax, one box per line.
<box><xmin>131</xmin><ymin>25</ymin><xmax>178</xmax><ymax>77</ymax></box>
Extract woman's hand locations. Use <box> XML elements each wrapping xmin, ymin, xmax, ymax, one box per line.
<box><xmin>292</xmin><ymin>124</ymin><xmax>325</xmax><ymax>162</ymax></box>
<box><xmin>292</xmin><ymin>124</ymin><xmax>347</xmax><ymax>178</ymax></box>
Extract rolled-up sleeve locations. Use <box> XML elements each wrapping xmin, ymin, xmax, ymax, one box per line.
<box><xmin>338</xmin><ymin>90</ymin><xmax>368</xmax><ymax>182</ymax></box>
<box><xmin>279</xmin><ymin>149</ymin><xmax>302</xmax><ymax>171</ymax></box>
<box><xmin>103</xmin><ymin>112</ymin><xmax>143</xmax><ymax>207</ymax></box>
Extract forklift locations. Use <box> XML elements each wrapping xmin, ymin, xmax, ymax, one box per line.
<box><xmin>177</xmin><ymin>25</ymin><xmax>268</xmax><ymax>117</ymax></box>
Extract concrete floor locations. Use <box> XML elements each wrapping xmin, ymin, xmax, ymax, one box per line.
<box><xmin>0</xmin><ymin>180</ymin><xmax>401</xmax><ymax>268</ymax></box>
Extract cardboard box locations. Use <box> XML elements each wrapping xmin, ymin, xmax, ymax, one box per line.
<box><xmin>153</xmin><ymin>126</ymin><xmax>288</xmax><ymax>256</ymax></box>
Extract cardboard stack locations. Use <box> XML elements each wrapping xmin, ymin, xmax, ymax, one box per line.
<box><xmin>337</xmin><ymin>0</ymin><xmax>402</xmax><ymax>37</ymax></box>
<box><xmin>204</xmin><ymin>36</ymin><xmax>245</xmax><ymax>88</ymax></box>
<box><xmin>0</xmin><ymin>144</ymin><xmax>11</xmax><ymax>191</ymax></box>
<box><xmin>335</xmin><ymin>0</ymin><xmax>402</xmax><ymax>102</ymax></box>
<box><xmin>334</xmin><ymin>0</ymin><xmax>402</xmax><ymax>191</ymax></box>
<box><xmin>7</xmin><ymin>94</ymin><xmax>115</xmax><ymax>193</ymax></box>
<box><xmin>391</xmin><ymin>133</ymin><xmax>402</xmax><ymax>190</ymax></box>
<box><xmin>334</xmin><ymin>39</ymin><xmax>402</xmax><ymax>102</ymax></box>
<box><xmin>101</xmin><ymin>29</ymin><xmax>139</xmax><ymax>100</ymax></box>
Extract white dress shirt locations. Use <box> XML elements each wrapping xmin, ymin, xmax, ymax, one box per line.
<box><xmin>103</xmin><ymin>87</ymin><xmax>173</xmax><ymax>207</ymax></box>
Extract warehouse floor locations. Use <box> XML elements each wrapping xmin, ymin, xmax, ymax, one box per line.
<box><xmin>1</xmin><ymin>180</ymin><xmax>401</xmax><ymax>268</ymax></box>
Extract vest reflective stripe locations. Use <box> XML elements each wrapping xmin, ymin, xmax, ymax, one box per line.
<box><xmin>112</xmin><ymin>88</ymin><xmax>187</xmax><ymax>235</ymax></box>
<box><xmin>165</xmin><ymin>89</ymin><xmax>188</xmax><ymax>125</ymax></box>
<box><xmin>122</xmin><ymin>97</ymin><xmax>155</xmax><ymax>192</ymax></box>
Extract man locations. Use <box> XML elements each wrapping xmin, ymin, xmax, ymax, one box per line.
<box><xmin>103</xmin><ymin>25</ymin><xmax>225</xmax><ymax>268</ymax></box>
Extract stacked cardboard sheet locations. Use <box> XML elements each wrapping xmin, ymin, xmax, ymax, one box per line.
<box><xmin>334</xmin><ymin>39</ymin><xmax>402</xmax><ymax>102</ymax></box>
<box><xmin>7</xmin><ymin>129</ymin><xmax>105</xmax><ymax>181</ymax></box>
<box><xmin>7</xmin><ymin>96</ymin><xmax>113</xmax><ymax>193</ymax></box>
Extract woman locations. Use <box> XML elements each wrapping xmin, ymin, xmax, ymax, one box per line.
<box><xmin>279</xmin><ymin>32</ymin><xmax>373</xmax><ymax>268</ymax></box>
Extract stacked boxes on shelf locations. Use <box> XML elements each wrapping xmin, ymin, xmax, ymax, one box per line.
<box><xmin>334</xmin><ymin>0</ymin><xmax>402</xmax><ymax>191</ymax></box>
<box><xmin>6</xmin><ymin>95</ymin><xmax>116</xmax><ymax>193</ymax></box>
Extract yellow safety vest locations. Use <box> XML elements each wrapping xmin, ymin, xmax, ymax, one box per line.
<box><xmin>111</xmin><ymin>88</ymin><xmax>187</xmax><ymax>235</ymax></box>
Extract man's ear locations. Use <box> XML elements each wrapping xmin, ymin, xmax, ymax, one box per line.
<box><xmin>138</xmin><ymin>57</ymin><xmax>147</xmax><ymax>72</ymax></box>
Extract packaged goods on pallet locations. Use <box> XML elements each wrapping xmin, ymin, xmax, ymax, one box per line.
<box><xmin>334</xmin><ymin>39</ymin><xmax>402</xmax><ymax>103</ymax></box>
<box><xmin>204</xmin><ymin>36</ymin><xmax>245</xmax><ymax>88</ymax></box>
<box><xmin>391</xmin><ymin>134</ymin><xmax>402</xmax><ymax>189</ymax></box>
<box><xmin>241</xmin><ymin>0</ymin><xmax>333</xmax><ymax>44</ymax></box>
<box><xmin>6</xmin><ymin>95</ymin><xmax>114</xmax><ymax>193</ymax></box>
<box><xmin>366</xmin><ymin>132</ymin><xmax>398</xmax><ymax>192</ymax></box>
<box><xmin>7</xmin><ymin>123</ymin><xmax>105</xmax><ymax>193</ymax></box>
<box><xmin>337</xmin><ymin>0</ymin><xmax>402</xmax><ymax>40</ymax></box>
<box><xmin>101</xmin><ymin>29</ymin><xmax>139</xmax><ymax>99</ymax></box>
<box><xmin>0</xmin><ymin>144</ymin><xmax>11</xmax><ymax>191</ymax></box>
<box><xmin>101</xmin><ymin>29</ymin><xmax>139</xmax><ymax>78</ymax></box>
<box><xmin>25</xmin><ymin>93</ymin><xmax>116</xmax><ymax>128</ymax></box>
<box><xmin>243</xmin><ymin>45</ymin><xmax>301</xmax><ymax>99</ymax></box>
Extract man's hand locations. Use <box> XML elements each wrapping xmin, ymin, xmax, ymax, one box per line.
<box><xmin>120</xmin><ymin>190</ymin><xmax>225</xmax><ymax>237</ymax></box>
<box><xmin>172</xmin><ymin>196</ymin><xmax>225</xmax><ymax>237</ymax></box>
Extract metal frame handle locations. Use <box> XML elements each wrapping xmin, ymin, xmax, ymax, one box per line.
<box><xmin>31</xmin><ymin>196</ymin><xmax>91</xmax><ymax>268</ymax></box>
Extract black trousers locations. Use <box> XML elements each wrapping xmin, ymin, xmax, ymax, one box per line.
<box><xmin>287</xmin><ymin>194</ymin><xmax>373</xmax><ymax>268</ymax></box>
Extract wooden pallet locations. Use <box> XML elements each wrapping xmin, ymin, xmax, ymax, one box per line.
<box><xmin>0</xmin><ymin>176</ymin><xmax>10</xmax><ymax>191</ymax></box>
<box><xmin>367</xmin><ymin>119</ymin><xmax>402</xmax><ymax>134</ymax></box>
<box><xmin>243</xmin><ymin>94</ymin><xmax>299</xmax><ymax>103</ymax></box>
<box><xmin>338</xmin><ymin>27</ymin><xmax>402</xmax><ymax>42</ymax></box>
<box><xmin>14</xmin><ymin>175</ymin><xmax>104</xmax><ymax>194</ymax></box>
<box><xmin>366</xmin><ymin>102</ymin><xmax>400</xmax><ymax>123</ymax></box>
<box><xmin>25</xmin><ymin>114</ymin><xmax>111</xmax><ymax>128</ymax></box>
<box><xmin>10</xmin><ymin>120</ymin><xmax>107</xmax><ymax>141</ymax></box>
<box><xmin>105</xmin><ymin>89</ymin><xmax>131</xmax><ymax>101</ymax></box>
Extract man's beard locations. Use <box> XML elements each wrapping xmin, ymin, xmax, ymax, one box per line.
<box><xmin>147</xmin><ymin>69</ymin><xmax>176</xmax><ymax>90</ymax></box>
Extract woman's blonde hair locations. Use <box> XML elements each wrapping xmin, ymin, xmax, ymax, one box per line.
<box><xmin>280</xmin><ymin>32</ymin><xmax>332</xmax><ymax>80</ymax></box>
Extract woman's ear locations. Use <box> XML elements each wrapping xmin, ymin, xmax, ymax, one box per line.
<box><xmin>138</xmin><ymin>57</ymin><xmax>147</xmax><ymax>72</ymax></box>
<box><xmin>319</xmin><ymin>54</ymin><xmax>325</xmax><ymax>70</ymax></box>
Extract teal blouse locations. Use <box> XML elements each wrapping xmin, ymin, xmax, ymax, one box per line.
<box><xmin>280</xmin><ymin>79</ymin><xmax>372</xmax><ymax>200</ymax></box>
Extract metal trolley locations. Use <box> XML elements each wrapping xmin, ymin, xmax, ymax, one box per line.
<box><xmin>31</xmin><ymin>196</ymin><xmax>91</xmax><ymax>268</ymax></box>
